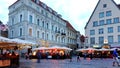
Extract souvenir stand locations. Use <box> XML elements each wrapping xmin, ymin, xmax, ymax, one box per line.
<box><xmin>0</xmin><ymin>37</ymin><xmax>19</xmax><ymax>67</ymax></box>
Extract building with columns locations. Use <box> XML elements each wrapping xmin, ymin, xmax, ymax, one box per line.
<box><xmin>8</xmin><ymin>0</ymin><xmax>80</xmax><ymax>49</ymax></box>
<box><xmin>85</xmin><ymin>0</ymin><xmax>120</xmax><ymax>48</ymax></box>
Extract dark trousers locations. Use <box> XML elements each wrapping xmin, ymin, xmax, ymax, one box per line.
<box><xmin>37</xmin><ymin>58</ymin><xmax>40</xmax><ymax>63</ymax></box>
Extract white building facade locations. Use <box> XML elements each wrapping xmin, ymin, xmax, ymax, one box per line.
<box><xmin>8</xmin><ymin>0</ymin><xmax>78</xmax><ymax>48</ymax></box>
<box><xmin>85</xmin><ymin>0</ymin><xmax>120</xmax><ymax>48</ymax></box>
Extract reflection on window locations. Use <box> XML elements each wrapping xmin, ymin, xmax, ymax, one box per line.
<box><xmin>99</xmin><ymin>36</ymin><xmax>104</xmax><ymax>44</ymax></box>
<box><xmin>106</xmin><ymin>11</ymin><xmax>112</xmax><ymax>16</ymax></box>
<box><xmin>90</xmin><ymin>37</ymin><xmax>95</xmax><ymax>44</ymax></box>
<box><xmin>108</xmin><ymin>27</ymin><xmax>113</xmax><ymax>33</ymax></box>
<box><xmin>118</xmin><ymin>35</ymin><xmax>120</xmax><ymax>43</ymax></box>
<box><xmin>108</xmin><ymin>36</ymin><xmax>113</xmax><ymax>44</ymax></box>
<box><xmin>93</xmin><ymin>21</ymin><xmax>98</xmax><ymax>27</ymax></box>
<box><xmin>90</xmin><ymin>30</ymin><xmax>95</xmax><ymax>35</ymax></box>
<box><xmin>118</xmin><ymin>26</ymin><xmax>120</xmax><ymax>32</ymax></box>
<box><xmin>99</xmin><ymin>20</ymin><xmax>104</xmax><ymax>26</ymax></box>
<box><xmin>99</xmin><ymin>28</ymin><xmax>104</xmax><ymax>34</ymax></box>
<box><xmin>106</xmin><ymin>19</ymin><xmax>112</xmax><ymax>24</ymax></box>
<box><xmin>99</xmin><ymin>12</ymin><xmax>104</xmax><ymax>18</ymax></box>
<box><xmin>114</xmin><ymin>17</ymin><xmax>119</xmax><ymax>23</ymax></box>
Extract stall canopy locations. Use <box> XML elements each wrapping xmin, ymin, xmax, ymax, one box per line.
<box><xmin>0</xmin><ymin>36</ymin><xmax>17</xmax><ymax>49</ymax></box>
<box><xmin>10</xmin><ymin>38</ymin><xmax>37</xmax><ymax>49</ymax></box>
<box><xmin>49</xmin><ymin>46</ymin><xmax>72</xmax><ymax>51</ymax></box>
<box><xmin>76</xmin><ymin>48</ymin><xmax>98</xmax><ymax>51</ymax></box>
<box><xmin>0</xmin><ymin>36</ymin><xmax>13</xmax><ymax>43</ymax></box>
<box><xmin>11</xmin><ymin>38</ymin><xmax>36</xmax><ymax>45</ymax></box>
<box><xmin>32</xmin><ymin>47</ymin><xmax>49</xmax><ymax>51</ymax></box>
<box><xmin>32</xmin><ymin>46</ymin><xmax>72</xmax><ymax>51</ymax></box>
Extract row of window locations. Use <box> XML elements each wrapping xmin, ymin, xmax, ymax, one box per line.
<box><xmin>93</xmin><ymin>17</ymin><xmax>119</xmax><ymax>27</ymax></box>
<box><xmin>99</xmin><ymin>11</ymin><xmax>112</xmax><ymax>18</ymax></box>
<box><xmin>90</xmin><ymin>26</ymin><xmax>120</xmax><ymax>35</ymax></box>
<box><xmin>29</xmin><ymin>1</ymin><xmax>64</xmax><ymax>25</ymax></box>
<box><xmin>11</xmin><ymin>28</ymin><xmax>66</xmax><ymax>43</ymax></box>
<box><xmin>28</xmin><ymin>15</ymin><xmax>66</xmax><ymax>33</ymax></box>
<box><xmin>90</xmin><ymin>35</ymin><xmax>120</xmax><ymax>44</ymax></box>
<box><xmin>11</xmin><ymin>28</ymin><xmax>76</xmax><ymax>44</ymax></box>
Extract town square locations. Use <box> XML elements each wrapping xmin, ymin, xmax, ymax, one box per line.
<box><xmin>0</xmin><ymin>0</ymin><xmax>120</xmax><ymax>68</ymax></box>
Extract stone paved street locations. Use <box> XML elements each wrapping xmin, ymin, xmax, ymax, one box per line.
<box><xmin>19</xmin><ymin>57</ymin><xmax>120</xmax><ymax>68</ymax></box>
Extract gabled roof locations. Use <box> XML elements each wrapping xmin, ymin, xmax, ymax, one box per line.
<box><xmin>9</xmin><ymin>0</ymin><xmax>20</xmax><ymax>8</ymax></box>
<box><xmin>64</xmin><ymin>20</ymin><xmax>77</xmax><ymax>32</ymax></box>
<box><xmin>117</xmin><ymin>4</ymin><xmax>120</xmax><ymax>9</ymax></box>
<box><xmin>84</xmin><ymin>0</ymin><xmax>120</xmax><ymax>29</ymax></box>
<box><xmin>84</xmin><ymin>0</ymin><xmax>100</xmax><ymax>29</ymax></box>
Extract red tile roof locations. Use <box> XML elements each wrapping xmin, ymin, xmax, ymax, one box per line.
<box><xmin>9</xmin><ymin>0</ymin><xmax>77</xmax><ymax>32</ymax></box>
<box><xmin>64</xmin><ymin>20</ymin><xmax>76</xmax><ymax>32</ymax></box>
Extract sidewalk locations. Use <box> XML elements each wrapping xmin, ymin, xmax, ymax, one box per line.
<box><xmin>19</xmin><ymin>57</ymin><xmax>120</xmax><ymax>68</ymax></box>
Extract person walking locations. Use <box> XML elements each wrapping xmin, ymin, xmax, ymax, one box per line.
<box><xmin>112</xmin><ymin>48</ymin><xmax>120</xmax><ymax>66</ymax></box>
<box><xmin>77</xmin><ymin>53</ymin><xmax>80</xmax><ymax>62</ymax></box>
<box><xmin>36</xmin><ymin>50</ymin><xmax>41</xmax><ymax>63</ymax></box>
<box><xmin>69</xmin><ymin>51</ymin><xmax>73</xmax><ymax>62</ymax></box>
<box><xmin>25</xmin><ymin>52</ymin><xmax>29</xmax><ymax>60</ymax></box>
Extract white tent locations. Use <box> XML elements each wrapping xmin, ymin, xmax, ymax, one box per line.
<box><xmin>32</xmin><ymin>47</ymin><xmax>49</xmax><ymax>51</ymax></box>
<box><xmin>11</xmin><ymin>38</ymin><xmax>36</xmax><ymax>45</ymax></box>
<box><xmin>0</xmin><ymin>36</ymin><xmax>13</xmax><ymax>43</ymax></box>
<box><xmin>32</xmin><ymin>46</ymin><xmax>72</xmax><ymax>51</ymax></box>
<box><xmin>49</xmin><ymin>46</ymin><xmax>72</xmax><ymax>51</ymax></box>
<box><xmin>98</xmin><ymin>48</ymin><xmax>111</xmax><ymax>51</ymax></box>
<box><xmin>76</xmin><ymin>48</ymin><xmax>98</xmax><ymax>51</ymax></box>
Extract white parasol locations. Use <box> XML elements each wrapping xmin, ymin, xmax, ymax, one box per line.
<box><xmin>32</xmin><ymin>47</ymin><xmax>49</xmax><ymax>51</ymax></box>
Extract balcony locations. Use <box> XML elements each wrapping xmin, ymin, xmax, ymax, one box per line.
<box><xmin>61</xmin><ymin>33</ymin><xmax>66</xmax><ymax>37</ymax></box>
<box><xmin>55</xmin><ymin>31</ymin><xmax>60</xmax><ymax>36</ymax></box>
<box><xmin>61</xmin><ymin>33</ymin><xmax>66</xmax><ymax>36</ymax></box>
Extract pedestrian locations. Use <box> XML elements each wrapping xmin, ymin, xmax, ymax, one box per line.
<box><xmin>77</xmin><ymin>53</ymin><xmax>80</xmax><ymax>62</ymax></box>
<box><xmin>112</xmin><ymin>48</ymin><xmax>120</xmax><ymax>66</ymax></box>
<box><xmin>36</xmin><ymin>50</ymin><xmax>41</xmax><ymax>63</ymax></box>
<box><xmin>83</xmin><ymin>52</ymin><xmax>87</xmax><ymax>60</ymax></box>
<box><xmin>25</xmin><ymin>52</ymin><xmax>29</xmax><ymax>60</ymax></box>
<box><xmin>69</xmin><ymin>51</ymin><xmax>73</xmax><ymax>62</ymax></box>
<box><xmin>89</xmin><ymin>53</ymin><xmax>93</xmax><ymax>60</ymax></box>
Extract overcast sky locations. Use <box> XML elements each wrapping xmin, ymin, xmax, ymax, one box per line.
<box><xmin>0</xmin><ymin>0</ymin><xmax>120</xmax><ymax>35</ymax></box>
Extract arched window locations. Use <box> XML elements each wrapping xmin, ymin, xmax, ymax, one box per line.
<box><xmin>12</xmin><ymin>17</ymin><xmax>14</xmax><ymax>25</ymax></box>
<box><xmin>29</xmin><ymin>28</ymin><xmax>32</xmax><ymax>36</ymax></box>
<box><xmin>37</xmin><ymin>19</ymin><xmax>40</xmax><ymax>26</ymax></box>
<box><xmin>52</xmin><ymin>35</ymin><xmax>53</xmax><ymax>41</ymax></box>
<box><xmin>20</xmin><ymin>14</ymin><xmax>22</xmax><ymax>22</ymax></box>
<box><xmin>46</xmin><ymin>23</ymin><xmax>49</xmax><ymax>29</ymax></box>
<box><xmin>20</xmin><ymin>28</ymin><xmax>22</xmax><ymax>36</ymax></box>
<box><xmin>42</xmin><ymin>21</ymin><xmax>44</xmax><ymax>27</ymax></box>
<box><xmin>29</xmin><ymin>15</ymin><xmax>33</xmax><ymax>23</ymax></box>
<box><xmin>37</xmin><ymin>31</ymin><xmax>40</xmax><ymax>38</ymax></box>
<box><xmin>47</xmin><ymin>34</ymin><xmax>49</xmax><ymax>40</ymax></box>
<box><xmin>42</xmin><ymin>32</ymin><xmax>44</xmax><ymax>39</ymax></box>
<box><xmin>11</xmin><ymin>31</ymin><xmax>14</xmax><ymax>37</ymax></box>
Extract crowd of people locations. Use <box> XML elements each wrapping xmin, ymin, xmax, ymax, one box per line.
<box><xmin>23</xmin><ymin>48</ymin><xmax>120</xmax><ymax>67</ymax></box>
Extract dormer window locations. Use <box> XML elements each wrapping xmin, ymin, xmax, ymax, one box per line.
<box><xmin>103</xmin><ymin>4</ymin><xmax>107</xmax><ymax>8</ymax></box>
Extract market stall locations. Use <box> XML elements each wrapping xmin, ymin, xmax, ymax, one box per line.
<box><xmin>32</xmin><ymin>46</ymin><xmax>72</xmax><ymax>59</ymax></box>
<box><xmin>0</xmin><ymin>36</ymin><xmax>19</xmax><ymax>67</ymax></box>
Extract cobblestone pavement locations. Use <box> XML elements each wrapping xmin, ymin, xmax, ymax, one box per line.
<box><xmin>19</xmin><ymin>57</ymin><xmax>120</xmax><ymax>68</ymax></box>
